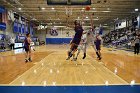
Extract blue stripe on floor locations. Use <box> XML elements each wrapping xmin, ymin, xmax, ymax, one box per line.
<box><xmin>0</xmin><ymin>85</ymin><xmax>140</xmax><ymax>93</ymax></box>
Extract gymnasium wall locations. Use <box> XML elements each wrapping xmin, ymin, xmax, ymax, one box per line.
<box><xmin>0</xmin><ymin>10</ymin><xmax>16</xmax><ymax>37</ymax></box>
<box><xmin>34</xmin><ymin>29</ymin><xmax>46</xmax><ymax>43</ymax></box>
<box><xmin>45</xmin><ymin>27</ymin><xmax>74</xmax><ymax>44</ymax></box>
<box><xmin>0</xmin><ymin>9</ymin><xmax>36</xmax><ymax>41</ymax></box>
<box><xmin>115</xmin><ymin>15</ymin><xmax>140</xmax><ymax>29</ymax></box>
<box><xmin>0</xmin><ymin>22</ymin><xmax>16</xmax><ymax>37</ymax></box>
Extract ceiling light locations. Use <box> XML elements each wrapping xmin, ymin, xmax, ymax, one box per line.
<box><xmin>82</xmin><ymin>8</ymin><xmax>85</xmax><ymax>9</ymax></box>
<box><xmin>93</xmin><ymin>8</ymin><xmax>96</xmax><ymax>10</ymax></box>
<box><xmin>78</xmin><ymin>17</ymin><xmax>80</xmax><ymax>19</ymax></box>
<box><xmin>93</xmin><ymin>19</ymin><xmax>99</xmax><ymax>20</ymax></box>
<box><xmin>103</xmin><ymin>26</ymin><xmax>108</xmax><ymax>27</ymax></box>
<box><xmin>102</xmin><ymin>11</ymin><xmax>111</xmax><ymax>12</ymax></box>
<box><xmin>135</xmin><ymin>8</ymin><xmax>139</xmax><ymax>11</ymax></box>
<box><xmin>52</xmin><ymin>7</ymin><xmax>55</xmax><ymax>10</ymax></box>
<box><xmin>41</xmin><ymin>7</ymin><xmax>45</xmax><ymax>10</ymax></box>
<box><xmin>18</xmin><ymin>8</ymin><xmax>22</xmax><ymax>10</ymax></box>
<box><xmin>86</xmin><ymin>16</ymin><xmax>88</xmax><ymax>19</ymax></box>
<box><xmin>97</xmin><ymin>17</ymin><xmax>99</xmax><ymax>18</ymax></box>
<box><xmin>92</xmin><ymin>11</ymin><xmax>97</xmax><ymax>12</ymax></box>
<box><xmin>107</xmin><ymin>8</ymin><xmax>110</xmax><ymax>10</ymax></box>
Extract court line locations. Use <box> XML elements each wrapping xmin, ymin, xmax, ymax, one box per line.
<box><xmin>10</xmin><ymin>50</ymin><xmax>130</xmax><ymax>85</ymax></box>
<box><xmin>9</xmin><ymin>52</ymin><xmax>54</xmax><ymax>84</ymax></box>
<box><xmin>87</xmin><ymin>53</ymin><xmax>129</xmax><ymax>84</ymax></box>
<box><xmin>1</xmin><ymin>83</ymin><xmax>139</xmax><ymax>86</ymax></box>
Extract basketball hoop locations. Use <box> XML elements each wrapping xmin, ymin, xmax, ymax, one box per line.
<box><xmin>65</xmin><ymin>7</ymin><xmax>72</xmax><ymax>16</ymax></box>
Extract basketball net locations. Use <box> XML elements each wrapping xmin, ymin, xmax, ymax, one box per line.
<box><xmin>65</xmin><ymin>7</ymin><xmax>72</xmax><ymax>16</ymax></box>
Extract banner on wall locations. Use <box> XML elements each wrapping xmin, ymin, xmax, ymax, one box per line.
<box><xmin>0</xmin><ymin>6</ymin><xmax>5</xmax><ymax>13</ymax></box>
<box><xmin>14</xmin><ymin>13</ymin><xmax>19</xmax><ymax>20</ymax></box>
<box><xmin>21</xmin><ymin>16</ymin><xmax>25</xmax><ymax>22</ymax></box>
<box><xmin>21</xmin><ymin>24</ymin><xmax>25</xmax><ymax>34</ymax></box>
<box><xmin>18</xmin><ymin>23</ymin><xmax>21</xmax><ymax>33</ymax></box>
<box><xmin>25</xmin><ymin>25</ymin><xmax>28</xmax><ymax>33</ymax></box>
<box><xmin>13</xmin><ymin>21</ymin><xmax>18</xmax><ymax>33</ymax></box>
<box><xmin>50</xmin><ymin>27</ymin><xmax>58</xmax><ymax>36</ymax></box>
<box><xmin>0</xmin><ymin>22</ymin><xmax>6</xmax><ymax>30</ymax></box>
<box><xmin>0</xmin><ymin>6</ymin><xmax>7</xmax><ymax>30</ymax></box>
<box><xmin>2</xmin><ymin>10</ymin><xmax>8</xmax><ymax>24</ymax></box>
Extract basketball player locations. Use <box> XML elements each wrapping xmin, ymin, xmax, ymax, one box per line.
<box><xmin>77</xmin><ymin>13</ymin><xmax>101</xmax><ymax>60</ymax></box>
<box><xmin>71</xmin><ymin>19</ymin><xmax>102</xmax><ymax>61</ymax></box>
<box><xmin>71</xmin><ymin>34</ymin><xmax>87</xmax><ymax>61</ymax></box>
<box><xmin>24</xmin><ymin>33</ymin><xmax>32</xmax><ymax>62</ymax></box>
<box><xmin>95</xmin><ymin>34</ymin><xmax>103</xmax><ymax>60</ymax></box>
<box><xmin>66</xmin><ymin>20</ymin><xmax>84</xmax><ymax>60</ymax></box>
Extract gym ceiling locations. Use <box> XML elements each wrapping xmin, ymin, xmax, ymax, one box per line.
<box><xmin>0</xmin><ymin>0</ymin><xmax>140</xmax><ymax>27</ymax></box>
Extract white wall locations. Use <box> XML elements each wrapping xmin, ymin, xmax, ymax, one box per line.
<box><xmin>0</xmin><ymin>20</ymin><xmax>16</xmax><ymax>37</ymax></box>
<box><xmin>8</xmin><ymin>10</ymin><xmax>25</xmax><ymax>24</ymax></box>
<box><xmin>0</xmin><ymin>10</ymin><xmax>26</xmax><ymax>38</ymax></box>
<box><xmin>34</xmin><ymin>30</ymin><xmax>46</xmax><ymax>42</ymax></box>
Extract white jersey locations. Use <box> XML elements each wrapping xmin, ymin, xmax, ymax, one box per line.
<box><xmin>84</xmin><ymin>29</ymin><xmax>96</xmax><ymax>44</ymax></box>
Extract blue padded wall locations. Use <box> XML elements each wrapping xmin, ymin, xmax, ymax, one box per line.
<box><xmin>46</xmin><ymin>38</ymin><xmax>72</xmax><ymax>44</ymax></box>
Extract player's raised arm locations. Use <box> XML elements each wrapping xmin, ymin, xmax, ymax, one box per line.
<box><xmin>90</xmin><ymin>13</ymin><xmax>94</xmax><ymax>29</ymax></box>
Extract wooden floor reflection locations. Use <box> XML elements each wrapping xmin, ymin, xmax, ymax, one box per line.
<box><xmin>0</xmin><ymin>47</ymin><xmax>53</xmax><ymax>84</ymax></box>
<box><xmin>89</xmin><ymin>47</ymin><xmax>140</xmax><ymax>84</ymax></box>
<box><xmin>0</xmin><ymin>45</ymin><xmax>140</xmax><ymax>85</ymax></box>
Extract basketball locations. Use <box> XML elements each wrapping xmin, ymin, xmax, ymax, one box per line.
<box><xmin>85</xmin><ymin>6</ymin><xmax>90</xmax><ymax>11</ymax></box>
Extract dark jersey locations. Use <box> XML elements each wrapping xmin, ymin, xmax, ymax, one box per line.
<box><xmin>24</xmin><ymin>37</ymin><xmax>30</xmax><ymax>48</ymax></box>
<box><xmin>95</xmin><ymin>38</ymin><xmax>101</xmax><ymax>46</ymax></box>
<box><xmin>74</xmin><ymin>26</ymin><xmax>84</xmax><ymax>39</ymax></box>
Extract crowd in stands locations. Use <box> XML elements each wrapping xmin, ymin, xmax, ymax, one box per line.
<box><xmin>102</xmin><ymin>26</ymin><xmax>140</xmax><ymax>53</ymax></box>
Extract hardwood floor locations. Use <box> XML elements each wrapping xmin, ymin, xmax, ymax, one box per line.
<box><xmin>89</xmin><ymin>47</ymin><xmax>140</xmax><ymax>84</ymax></box>
<box><xmin>0</xmin><ymin>47</ymin><xmax>53</xmax><ymax>84</ymax></box>
<box><xmin>0</xmin><ymin>45</ymin><xmax>140</xmax><ymax>85</ymax></box>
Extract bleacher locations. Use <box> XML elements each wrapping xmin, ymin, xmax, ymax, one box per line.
<box><xmin>103</xmin><ymin>26</ymin><xmax>140</xmax><ymax>51</ymax></box>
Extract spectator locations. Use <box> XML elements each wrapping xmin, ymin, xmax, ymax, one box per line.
<box><xmin>10</xmin><ymin>37</ymin><xmax>15</xmax><ymax>50</ymax></box>
<box><xmin>134</xmin><ymin>36</ymin><xmax>140</xmax><ymax>54</ymax></box>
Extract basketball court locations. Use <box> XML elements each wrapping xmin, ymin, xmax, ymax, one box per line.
<box><xmin>0</xmin><ymin>0</ymin><xmax>140</xmax><ymax>93</ymax></box>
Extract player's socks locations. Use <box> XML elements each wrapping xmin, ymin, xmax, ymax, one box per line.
<box><xmin>28</xmin><ymin>57</ymin><xmax>32</xmax><ymax>62</ymax></box>
<box><xmin>74</xmin><ymin>58</ymin><xmax>77</xmax><ymax>61</ymax></box>
<box><xmin>99</xmin><ymin>57</ymin><xmax>102</xmax><ymax>60</ymax></box>
<box><xmin>68</xmin><ymin>51</ymin><xmax>71</xmax><ymax>56</ymax></box>
<box><xmin>25</xmin><ymin>59</ymin><xmax>28</xmax><ymax>63</ymax></box>
<box><xmin>96</xmin><ymin>52</ymin><xmax>101</xmax><ymax>59</ymax></box>
<box><xmin>83</xmin><ymin>53</ymin><xmax>86</xmax><ymax>59</ymax></box>
<box><xmin>66</xmin><ymin>57</ymin><xmax>71</xmax><ymax>60</ymax></box>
